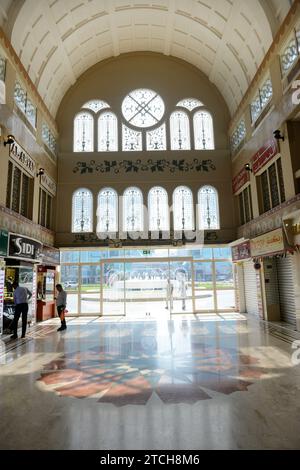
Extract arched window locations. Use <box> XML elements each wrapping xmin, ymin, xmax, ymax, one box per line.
<box><xmin>148</xmin><ymin>187</ymin><xmax>169</xmax><ymax>231</ymax></box>
<box><xmin>98</xmin><ymin>112</ymin><xmax>118</xmax><ymax>151</ymax></box>
<box><xmin>170</xmin><ymin>111</ymin><xmax>190</xmax><ymax>150</ymax></box>
<box><xmin>198</xmin><ymin>186</ymin><xmax>219</xmax><ymax>229</ymax></box>
<box><xmin>194</xmin><ymin>111</ymin><xmax>214</xmax><ymax>150</ymax></box>
<box><xmin>82</xmin><ymin>100</ymin><xmax>110</xmax><ymax>113</ymax></box>
<box><xmin>122</xmin><ymin>125</ymin><xmax>142</xmax><ymax>151</ymax></box>
<box><xmin>72</xmin><ymin>189</ymin><xmax>93</xmax><ymax>232</ymax></box>
<box><xmin>173</xmin><ymin>186</ymin><xmax>194</xmax><ymax>231</ymax></box>
<box><xmin>123</xmin><ymin>187</ymin><xmax>143</xmax><ymax>232</ymax></box>
<box><xmin>74</xmin><ymin>112</ymin><xmax>94</xmax><ymax>152</ymax></box>
<box><xmin>176</xmin><ymin>98</ymin><xmax>203</xmax><ymax>111</ymax></box>
<box><xmin>146</xmin><ymin>124</ymin><xmax>166</xmax><ymax>151</ymax></box>
<box><xmin>97</xmin><ymin>188</ymin><xmax>118</xmax><ymax>233</ymax></box>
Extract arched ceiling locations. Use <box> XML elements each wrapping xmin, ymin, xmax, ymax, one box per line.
<box><xmin>0</xmin><ymin>0</ymin><xmax>292</xmax><ymax>117</ymax></box>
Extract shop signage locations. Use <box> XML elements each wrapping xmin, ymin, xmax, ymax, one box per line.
<box><xmin>0</xmin><ymin>260</ymin><xmax>5</xmax><ymax>333</ymax></box>
<box><xmin>232</xmin><ymin>240</ymin><xmax>251</xmax><ymax>261</ymax></box>
<box><xmin>0</xmin><ymin>229</ymin><xmax>8</xmax><ymax>257</ymax></box>
<box><xmin>251</xmin><ymin>138</ymin><xmax>278</xmax><ymax>175</ymax></box>
<box><xmin>232</xmin><ymin>167</ymin><xmax>250</xmax><ymax>195</ymax></box>
<box><xmin>8</xmin><ymin>233</ymin><xmax>42</xmax><ymax>262</ymax></box>
<box><xmin>40</xmin><ymin>173</ymin><xmax>57</xmax><ymax>197</ymax></box>
<box><xmin>250</xmin><ymin>228</ymin><xmax>285</xmax><ymax>257</ymax></box>
<box><xmin>9</xmin><ymin>141</ymin><xmax>36</xmax><ymax>177</ymax></box>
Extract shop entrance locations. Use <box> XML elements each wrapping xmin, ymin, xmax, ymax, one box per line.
<box><xmin>101</xmin><ymin>257</ymin><xmax>194</xmax><ymax>317</ymax></box>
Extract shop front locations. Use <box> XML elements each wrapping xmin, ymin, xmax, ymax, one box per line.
<box><xmin>2</xmin><ymin>233</ymin><xmax>42</xmax><ymax>335</ymax></box>
<box><xmin>0</xmin><ymin>229</ymin><xmax>8</xmax><ymax>335</ymax></box>
<box><xmin>36</xmin><ymin>246</ymin><xmax>60</xmax><ymax>322</ymax></box>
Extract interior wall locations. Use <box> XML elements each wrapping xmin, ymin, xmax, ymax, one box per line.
<box><xmin>55</xmin><ymin>52</ymin><xmax>235</xmax><ymax>247</ymax></box>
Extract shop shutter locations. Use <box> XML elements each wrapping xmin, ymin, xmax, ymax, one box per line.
<box><xmin>243</xmin><ymin>261</ymin><xmax>259</xmax><ymax>316</ymax></box>
<box><xmin>276</xmin><ymin>255</ymin><xmax>296</xmax><ymax>327</ymax></box>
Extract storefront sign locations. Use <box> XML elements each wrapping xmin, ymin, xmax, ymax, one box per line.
<box><xmin>250</xmin><ymin>228</ymin><xmax>285</xmax><ymax>257</ymax></box>
<box><xmin>0</xmin><ymin>260</ymin><xmax>5</xmax><ymax>334</ymax></box>
<box><xmin>8</xmin><ymin>233</ymin><xmax>42</xmax><ymax>262</ymax></box>
<box><xmin>40</xmin><ymin>173</ymin><xmax>57</xmax><ymax>197</ymax></box>
<box><xmin>0</xmin><ymin>229</ymin><xmax>8</xmax><ymax>257</ymax></box>
<box><xmin>251</xmin><ymin>138</ymin><xmax>278</xmax><ymax>175</ymax></box>
<box><xmin>232</xmin><ymin>240</ymin><xmax>251</xmax><ymax>261</ymax></box>
<box><xmin>232</xmin><ymin>168</ymin><xmax>250</xmax><ymax>195</ymax></box>
<box><xmin>9</xmin><ymin>141</ymin><xmax>36</xmax><ymax>177</ymax></box>
<box><xmin>0</xmin><ymin>204</ymin><xmax>54</xmax><ymax>246</ymax></box>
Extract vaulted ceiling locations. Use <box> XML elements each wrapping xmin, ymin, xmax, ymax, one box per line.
<box><xmin>0</xmin><ymin>0</ymin><xmax>292</xmax><ymax>117</ymax></box>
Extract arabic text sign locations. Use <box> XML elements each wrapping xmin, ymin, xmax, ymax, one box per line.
<box><xmin>250</xmin><ymin>228</ymin><xmax>285</xmax><ymax>257</ymax></box>
<box><xmin>251</xmin><ymin>139</ymin><xmax>278</xmax><ymax>175</ymax></box>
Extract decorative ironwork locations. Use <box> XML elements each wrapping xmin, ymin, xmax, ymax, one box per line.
<box><xmin>176</xmin><ymin>98</ymin><xmax>203</xmax><ymax>111</ymax></box>
<box><xmin>74</xmin><ymin>112</ymin><xmax>94</xmax><ymax>152</ymax></box>
<box><xmin>281</xmin><ymin>35</ymin><xmax>298</xmax><ymax>74</ymax></box>
<box><xmin>122</xmin><ymin>125</ymin><xmax>142</xmax><ymax>151</ymax></box>
<box><xmin>123</xmin><ymin>187</ymin><xmax>143</xmax><ymax>232</ymax></box>
<box><xmin>98</xmin><ymin>112</ymin><xmax>118</xmax><ymax>152</ymax></box>
<box><xmin>0</xmin><ymin>55</ymin><xmax>6</xmax><ymax>82</ymax></box>
<box><xmin>72</xmin><ymin>189</ymin><xmax>93</xmax><ymax>233</ymax></box>
<box><xmin>198</xmin><ymin>186</ymin><xmax>219</xmax><ymax>230</ymax></box>
<box><xmin>173</xmin><ymin>186</ymin><xmax>193</xmax><ymax>231</ymax></box>
<box><xmin>97</xmin><ymin>188</ymin><xmax>118</xmax><ymax>233</ymax></box>
<box><xmin>42</xmin><ymin>123</ymin><xmax>57</xmax><ymax>157</ymax></box>
<box><xmin>82</xmin><ymin>100</ymin><xmax>110</xmax><ymax>113</ymax></box>
<box><xmin>194</xmin><ymin>111</ymin><xmax>214</xmax><ymax>150</ymax></box>
<box><xmin>122</xmin><ymin>89</ymin><xmax>165</xmax><ymax>128</ymax></box>
<box><xmin>14</xmin><ymin>81</ymin><xmax>36</xmax><ymax>128</ymax></box>
<box><xmin>250</xmin><ymin>77</ymin><xmax>273</xmax><ymax>123</ymax></box>
<box><xmin>146</xmin><ymin>124</ymin><xmax>166</xmax><ymax>151</ymax></box>
<box><xmin>231</xmin><ymin>120</ymin><xmax>246</xmax><ymax>154</ymax></box>
<box><xmin>148</xmin><ymin>187</ymin><xmax>169</xmax><ymax>231</ymax></box>
<box><xmin>170</xmin><ymin>111</ymin><xmax>190</xmax><ymax>150</ymax></box>
<box><xmin>73</xmin><ymin>158</ymin><xmax>216</xmax><ymax>174</ymax></box>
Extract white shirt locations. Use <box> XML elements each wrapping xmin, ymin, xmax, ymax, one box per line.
<box><xmin>56</xmin><ymin>290</ymin><xmax>67</xmax><ymax>307</ymax></box>
<box><xmin>14</xmin><ymin>286</ymin><xmax>30</xmax><ymax>304</ymax></box>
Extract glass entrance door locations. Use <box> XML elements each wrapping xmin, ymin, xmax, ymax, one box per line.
<box><xmin>102</xmin><ymin>262</ymin><xmax>125</xmax><ymax>316</ymax></box>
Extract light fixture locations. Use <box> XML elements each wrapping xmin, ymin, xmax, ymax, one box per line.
<box><xmin>273</xmin><ymin>129</ymin><xmax>284</xmax><ymax>141</ymax></box>
<box><xmin>36</xmin><ymin>168</ymin><xmax>45</xmax><ymax>177</ymax></box>
<box><xmin>244</xmin><ymin>163</ymin><xmax>252</xmax><ymax>173</ymax></box>
<box><xmin>3</xmin><ymin>134</ymin><xmax>15</xmax><ymax>146</ymax></box>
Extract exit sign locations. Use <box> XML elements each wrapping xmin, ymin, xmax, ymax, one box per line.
<box><xmin>143</xmin><ymin>250</ymin><xmax>151</xmax><ymax>255</ymax></box>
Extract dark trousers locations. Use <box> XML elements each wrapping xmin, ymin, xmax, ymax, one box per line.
<box><xmin>57</xmin><ymin>305</ymin><xmax>66</xmax><ymax>326</ymax></box>
<box><xmin>13</xmin><ymin>303</ymin><xmax>28</xmax><ymax>337</ymax></box>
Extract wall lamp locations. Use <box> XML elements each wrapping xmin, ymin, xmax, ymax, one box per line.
<box><xmin>36</xmin><ymin>168</ymin><xmax>45</xmax><ymax>177</ymax></box>
<box><xmin>3</xmin><ymin>134</ymin><xmax>15</xmax><ymax>146</ymax></box>
<box><xmin>244</xmin><ymin>163</ymin><xmax>252</xmax><ymax>173</ymax></box>
<box><xmin>273</xmin><ymin>129</ymin><xmax>284</xmax><ymax>141</ymax></box>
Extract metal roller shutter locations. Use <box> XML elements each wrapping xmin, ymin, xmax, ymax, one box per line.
<box><xmin>243</xmin><ymin>261</ymin><xmax>259</xmax><ymax>316</ymax></box>
<box><xmin>276</xmin><ymin>255</ymin><xmax>296</xmax><ymax>327</ymax></box>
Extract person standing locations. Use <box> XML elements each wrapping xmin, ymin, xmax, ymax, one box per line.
<box><xmin>55</xmin><ymin>284</ymin><xmax>67</xmax><ymax>331</ymax></box>
<box><xmin>165</xmin><ymin>279</ymin><xmax>174</xmax><ymax>310</ymax></box>
<box><xmin>11</xmin><ymin>281</ymin><xmax>32</xmax><ymax>339</ymax></box>
<box><xmin>179</xmin><ymin>277</ymin><xmax>187</xmax><ymax>311</ymax></box>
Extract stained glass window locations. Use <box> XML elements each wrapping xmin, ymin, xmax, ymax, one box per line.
<box><xmin>72</xmin><ymin>189</ymin><xmax>93</xmax><ymax>232</ymax></box>
<box><xmin>122</xmin><ymin>89</ymin><xmax>165</xmax><ymax>128</ymax></box>
<box><xmin>42</xmin><ymin>123</ymin><xmax>57</xmax><ymax>158</ymax></box>
<box><xmin>173</xmin><ymin>186</ymin><xmax>194</xmax><ymax>231</ymax></box>
<box><xmin>14</xmin><ymin>81</ymin><xmax>37</xmax><ymax>128</ymax></box>
<box><xmin>231</xmin><ymin>120</ymin><xmax>246</xmax><ymax>154</ymax></box>
<box><xmin>198</xmin><ymin>186</ymin><xmax>219</xmax><ymax>230</ymax></box>
<box><xmin>122</xmin><ymin>125</ymin><xmax>142</xmax><ymax>151</ymax></box>
<box><xmin>98</xmin><ymin>112</ymin><xmax>118</xmax><ymax>151</ymax></box>
<box><xmin>146</xmin><ymin>124</ymin><xmax>166</xmax><ymax>151</ymax></box>
<box><xmin>194</xmin><ymin>111</ymin><xmax>214</xmax><ymax>150</ymax></box>
<box><xmin>74</xmin><ymin>112</ymin><xmax>94</xmax><ymax>152</ymax></box>
<box><xmin>97</xmin><ymin>188</ymin><xmax>118</xmax><ymax>233</ymax></box>
<box><xmin>176</xmin><ymin>98</ymin><xmax>203</xmax><ymax>111</ymax></box>
<box><xmin>123</xmin><ymin>187</ymin><xmax>143</xmax><ymax>232</ymax></box>
<box><xmin>170</xmin><ymin>111</ymin><xmax>191</xmax><ymax>150</ymax></box>
<box><xmin>148</xmin><ymin>187</ymin><xmax>169</xmax><ymax>231</ymax></box>
<box><xmin>0</xmin><ymin>54</ymin><xmax>6</xmax><ymax>82</ymax></box>
<box><xmin>82</xmin><ymin>100</ymin><xmax>110</xmax><ymax>113</ymax></box>
<box><xmin>281</xmin><ymin>35</ymin><xmax>298</xmax><ymax>74</ymax></box>
<box><xmin>250</xmin><ymin>77</ymin><xmax>273</xmax><ymax>123</ymax></box>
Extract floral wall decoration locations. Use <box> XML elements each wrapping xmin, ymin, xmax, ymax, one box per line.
<box><xmin>73</xmin><ymin>159</ymin><xmax>216</xmax><ymax>175</ymax></box>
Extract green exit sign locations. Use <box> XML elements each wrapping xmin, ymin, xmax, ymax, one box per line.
<box><xmin>143</xmin><ymin>250</ymin><xmax>151</xmax><ymax>255</ymax></box>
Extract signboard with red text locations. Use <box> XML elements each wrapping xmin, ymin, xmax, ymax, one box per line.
<box><xmin>232</xmin><ymin>167</ymin><xmax>250</xmax><ymax>194</ymax></box>
<box><xmin>251</xmin><ymin>139</ymin><xmax>278</xmax><ymax>175</ymax></box>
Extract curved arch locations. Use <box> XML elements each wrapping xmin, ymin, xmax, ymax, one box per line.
<box><xmin>98</xmin><ymin>111</ymin><xmax>118</xmax><ymax>151</ymax></box>
<box><xmin>170</xmin><ymin>111</ymin><xmax>191</xmax><ymax>150</ymax></box>
<box><xmin>148</xmin><ymin>186</ymin><xmax>169</xmax><ymax>231</ymax></box>
<box><xmin>173</xmin><ymin>186</ymin><xmax>194</xmax><ymax>231</ymax></box>
<box><xmin>176</xmin><ymin>98</ymin><xmax>204</xmax><ymax>111</ymax></box>
<box><xmin>72</xmin><ymin>188</ymin><xmax>93</xmax><ymax>233</ymax></box>
<box><xmin>97</xmin><ymin>187</ymin><xmax>118</xmax><ymax>233</ymax></box>
<box><xmin>123</xmin><ymin>186</ymin><xmax>143</xmax><ymax>232</ymax></box>
<box><xmin>198</xmin><ymin>185</ymin><xmax>220</xmax><ymax>230</ymax></box>
<box><xmin>82</xmin><ymin>100</ymin><xmax>110</xmax><ymax>113</ymax></box>
<box><xmin>73</xmin><ymin>111</ymin><xmax>94</xmax><ymax>152</ymax></box>
<box><xmin>193</xmin><ymin>110</ymin><xmax>214</xmax><ymax>150</ymax></box>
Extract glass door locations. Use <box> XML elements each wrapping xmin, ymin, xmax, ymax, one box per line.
<box><xmin>101</xmin><ymin>261</ymin><xmax>125</xmax><ymax>316</ymax></box>
<box><xmin>169</xmin><ymin>259</ymin><xmax>194</xmax><ymax>313</ymax></box>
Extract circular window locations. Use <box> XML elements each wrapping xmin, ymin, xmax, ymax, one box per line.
<box><xmin>122</xmin><ymin>89</ymin><xmax>165</xmax><ymax>128</ymax></box>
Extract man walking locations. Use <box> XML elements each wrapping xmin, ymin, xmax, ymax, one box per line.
<box><xmin>11</xmin><ymin>281</ymin><xmax>32</xmax><ymax>339</ymax></box>
<box><xmin>56</xmin><ymin>284</ymin><xmax>67</xmax><ymax>331</ymax></box>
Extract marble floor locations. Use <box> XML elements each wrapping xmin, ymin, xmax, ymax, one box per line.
<box><xmin>1</xmin><ymin>313</ymin><xmax>300</xmax><ymax>450</ymax></box>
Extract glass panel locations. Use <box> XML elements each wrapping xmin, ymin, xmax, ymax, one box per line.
<box><xmin>215</xmin><ymin>262</ymin><xmax>234</xmax><ymax>288</ymax></box>
<box><xmin>74</xmin><ymin>112</ymin><xmax>94</xmax><ymax>152</ymax></box>
<box><xmin>148</xmin><ymin>186</ymin><xmax>169</xmax><ymax>231</ymax></box>
<box><xmin>173</xmin><ymin>186</ymin><xmax>194</xmax><ymax>231</ymax></box>
<box><xmin>45</xmin><ymin>271</ymin><xmax>55</xmax><ymax>302</ymax></box>
<box><xmin>20</xmin><ymin>173</ymin><xmax>29</xmax><ymax>218</ymax></box>
<box><xmin>80</xmin><ymin>293</ymin><xmax>101</xmax><ymax>314</ymax></box>
<box><xmin>123</xmin><ymin>187</ymin><xmax>143</xmax><ymax>232</ymax></box>
<box><xmin>14</xmin><ymin>81</ymin><xmax>26</xmax><ymax>114</ymax></box>
<box><xmin>239</xmin><ymin>192</ymin><xmax>245</xmax><ymax>225</ymax></box>
<box><xmin>146</xmin><ymin>123</ymin><xmax>167</xmax><ymax>151</ymax></box>
<box><xmin>244</xmin><ymin>187</ymin><xmax>250</xmax><ymax>223</ymax></box>
<box><xmin>122</xmin><ymin>125</ymin><xmax>142</xmax><ymax>151</ymax></box>
<box><xmin>46</xmin><ymin>194</ymin><xmax>52</xmax><ymax>229</ymax></box>
<box><xmin>176</xmin><ymin>98</ymin><xmax>203</xmax><ymax>111</ymax></box>
<box><xmin>80</xmin><ymin>264</ymin><xmax>100</xmax><ymax>314</ymax></box>
<box><xmin>250</xmin><ymin>93</ymin><xmax>261</xmax><ymax>122</ymax></box>
<box><xmin>213</xmin><ymin>247</ymin><xmax>232</xmax><ymax>259</ymax></box>
<box><xmin>97</xmin><ymin>188</ymin><xmax>118</xmax><ymax>233</ymax></box>
<box><xmin>6</xmin><ymin>161</ymin><xmax>13</xmax><ymax>208</ymax></box>
<box><xmin>61</xmin><ymin>265</ymin><xmax>79</xmax><ymax>291</ymax></box>
<box><xmin>83</xmin><ymin>100</ymin><xmax>110</xmax><ymax>112</ymax></box>
<box><xmin>281</xmin><ymin>36</ymin><xmax>298</xmax><ymax>74</ymax></box>
<box><xmin>169</xmin><ymin>261</ymin><xmax>193</xmax><ymax>313</ymax></box>
<box><xmin>194</xmin><ymin>261</ymin><xmax>214</xmax><ymax>311</ymax></box>
<box><xmin>125</xmin><ymin>261</ymin><xmax>169</xmax><ymax>318</ymax></box>
<box><xmin>125</xmin><ymin>249</ymin><xmax>168</xmax><ymax>258</ymax></box>
<box><xmin>72</xmin><ymin>189</ymin><xmax>93</xmax><ymax>233</ymax></box>
<box><xmin>102</xmin><ymin>262</ymin><xmax>125</xmax><ymax>315</ymax></box>
<box><xmin>268</xmin><ymin>163</ymin><xmax>280</xmax><ymax>208</ymax></box>
<box><xmin>65</xmin><ymin>293</ymin><xmax>79</xmax><ymax>315</ymax></box>
<box><xmin>231</xmin><ymin>120</ymin><xmax>246</xmax><ymax>154</ymax></box>
<box><xmin>170</xmin><ymin>111</ymin><xmax>191</xmax><ymax>150</ymax></box>
<box><xmin>12</xmin><ymin>166</ymin><xmax>21</xmax><ymax>213</ymax></box>
<box><xmin>0</xmin><ymin>55</ymin><xmax>6</xmax><ymax>82</ymax></box>
<box><xmin>194</xmin><ymin>111</ymin><xmax>214</xmax><ymax>150</ymax></box>
<box><xmin>60</xmin><ymin>251</ymin><xmax>80</xmax><ymax>263</ymax></box>
<box><xmin>80</xmin><ymin>251</ymin><xmax>102</xmax><ymax>263</ymax></box>
<box><xmin>98</xmin><ymin>112</ymin><xmax>118</xmax><ymax>151</ymax></box>
<box><xmin>40</xmin><ymin>189</ymin><xmax>46</xmax><ymax>227</ymax></box>
<box><xmin>276</xmin><ymin>159</ymin><xmax>285</xmax><ymax>203</ymax></box>
<box><xmin>261</xmin><ymin>170</ymin><xmax>271</xmax><ymax>212</ymax></box>
<box><xmin>25</xmin><ymin>97</ymin><xmax>36</xmax><ymax>128</ymax></box>
<box><xmin>198</xmin><ymin>186</ymin><xmax>219</xmax><ymax>229</ymax></box>
<box><xmin>216</xmin><ymin>290</ymin><xmax>236</xmax><ymax>310</ymax></box>
<box><xmin>122</xmin><ymin>89</ymin><xmax>165</xmax><ymax>128</ymax></box>
<box><xmin>260</xmin><ymin>78</ymin><xmax>272</xmax><ymax>109</ymax></box>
